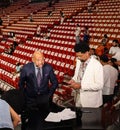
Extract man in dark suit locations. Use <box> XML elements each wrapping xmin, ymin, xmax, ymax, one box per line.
<box><xmin>19</xmin><ymin>50</ymin><xmax>58</xmax><ymax>130</ymax></box>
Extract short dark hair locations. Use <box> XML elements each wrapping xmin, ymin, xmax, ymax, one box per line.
<box><xmin>104</xmin><ymin>34</ymin><xmax>108</xmax><ymax>38</ymax></box>
<box><xmin>74</xmin><ymin>41</ymin><xmax>90</xmax><ymax>53</ymax></box>
<box><xmin>113</xmin><ymin>39</ymin><xmax>119</xmax><ymax>44</ymax></box>
<box><xmin>110</xmin><ymin>58</ymin><xmax>117</xmax><ymax>63</ymax></box>
<box><xmin>100</xmin><ymin>54</ymin><xmax>109</xmax><ymax>62</ymax></box>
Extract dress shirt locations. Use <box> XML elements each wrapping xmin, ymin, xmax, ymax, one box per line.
<box><xmin>34</xmin><ymin>64</ymin><xmax>42</xmax><ymax>77</ymax></box>
<box><xmin>102</xmin><ymin>64</ymin><xmax>118</xmax><ymax>95</ymax></box>
<box><xmin>109</xmin><ymin>46</ymin><xmax>120</xmax><ymax>55</ymax></box>
<box><xmin>75</xmin><ymin>27</ymin><xmax>81</xmax><ymax>37</ymax></box>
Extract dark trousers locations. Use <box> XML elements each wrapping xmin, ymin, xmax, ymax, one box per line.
<box><xmin>21</xmin><ymin>94</ymin><xmax>50</xmax><ymax>130</ymax></box>
<box><xmin>103</xmin><ymin>94</ymin><xmax>114</xmax><ymax>104</ymax></box>
<box><xmin>26</xmin><ymin>110</ymin><xmax>44</xmax><ymax>130</ymax></box>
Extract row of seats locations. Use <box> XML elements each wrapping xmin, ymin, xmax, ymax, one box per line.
<box><xmin>0</xmin><ymin>69</ymin><xmax>19</xmax><ymax>88</ymax></box>
<box><xmin>0</xmin><ymin>53</ymin><xmax>18</xmax><ymax>65</ymax></box>
<box><xmin>0</xmin><ymin>79</ymin><xmax>13</xmax><ymax>92</ymax></box>
<box><xmin>0</xmin><ymin>0</ymin><xmax>119</xmax><ymax>101</ymax></box>
<box><xmin>2</xmin><ymin>28</ymin><xmax>35</xmax><ymax>37</ymax></box>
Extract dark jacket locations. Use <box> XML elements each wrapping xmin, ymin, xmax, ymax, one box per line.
<box><xmin>19</xmin><ymin>62</ymin><xmax>58</xmax><ymax>100</ymax></box>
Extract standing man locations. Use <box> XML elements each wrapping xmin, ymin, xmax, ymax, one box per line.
<box><xmin>36</xmin><ymin>25</ymin><xmax>41</xmax><ymax>37</ymax></box>
<box><xmin>19</xmin><ymin>50</ymin><xmax>58</xmax><ymax>130</ymax></box>
<box><xmin>87</xmin><ymin>0</ymin><xmax>92</xmax><ymax>13</ymax></box>
<box><xmin>83</xmin><ymin>26</ymin><xmax>90</xmax><ymax>44</ymax></box>
<box><xmin>100</xmin><ymin>55</ymin><xmax>118</xmax><ymax>104</ymax></box>
<box><xmin>68</xmin><ymin>42</ymin><xmax>104</xmax><ymax>108</ymax></box>
<box><xmin>75</xmin><ymin>24</ymin><xmax>81</xmax><ymax>44</ymax></box>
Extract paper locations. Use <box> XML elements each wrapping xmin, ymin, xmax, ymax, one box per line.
<box><xmin>45</xmin><ymin>112</ymin><xmax>61</xmax><ymax>122</ymax></box>
<box><xmin>45</xmin><ymin>108</ymin><xmax>76</xmax><ymax>122</ymax></box>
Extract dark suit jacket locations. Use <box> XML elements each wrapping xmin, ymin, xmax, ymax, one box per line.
<box><xmin>19</xmin><ymin>62</ymin><xmax>58</xmax><ymax>101</ymax></box>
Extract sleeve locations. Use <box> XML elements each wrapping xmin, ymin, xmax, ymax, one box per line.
<box><xmin>18</xmin><ymin>66</ymin><xmax>26</xmax><ymax>91</ymax></box>
<box><xmin>81</xmin><ymin>60</ymin><xmax>104</xmax><ymax>91</ymax></box>
<box><xmin>49</xmin><ymin>67</ymin><xmax>58</xmax><ymax>98</ymax></box>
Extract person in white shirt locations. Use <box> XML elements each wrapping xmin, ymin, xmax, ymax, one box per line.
<box><xmin>112</xmin><ymin>52</ymin><xmax>120</xmax><ymax>61</ymax></box>
<box><xmin>60</xmin><ymin>15</ymin><xmax>65</xmax><ymax>24</ymax></box>
<box><xmin>67</xmin><ymin>42</ymin><xmax>103</xmax><ymax>108</ymax></box>
<box><xmin>0</xmin><ymin>99</ymin><xmax>21</xmax><ymax>130</ymax></box>
<box><xmin>109</xmin><ymin>40</ymin><xmax>120</xmax><ymax>71</ymax></box>
<box><xmin>75</xmin><ymin>24</ymin><xmax>81</xmax><ymax>44</ymax></box>
<box><xmin>100</xmin><ymin>55</ymin><xmax>118</xmax><ymax>104</ymax></box>
<box><xmin>87</xmin><ymin>0</ymin><xmax>92</xmax><ymax>13</ymax></box>
<box><xmin>109</xmin><ymin>39</ymin><xmax>120</xmax><ymax>56</ymax></box>
<box><xmin>44</xmin><ymin>29</ymin><xmax>51</xmax><ymax>39</ymax></box>
<box><xmin>36</xmin><ymin>25</ymin><xmax>41</xmax><ymax>37</ymax></box>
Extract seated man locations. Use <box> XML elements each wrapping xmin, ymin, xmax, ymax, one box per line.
<box><xmin>0</xmin><ymin>98</ymin><xmax>21</xmax><ymax>130</ymax></box>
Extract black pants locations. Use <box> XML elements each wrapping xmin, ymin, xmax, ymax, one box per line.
<box><xmin>22</xmin><ymin>94</ymin><xmax>50</xmax><ymax>130</ymax></box>
<box><xmin>103</xmin><ymin>94</ymin><xmax>113</xmax><ymax>104</ymax></box>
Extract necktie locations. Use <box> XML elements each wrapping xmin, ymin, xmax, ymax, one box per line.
<box><xmin>37</xmin><ymin>68</ymin><xmax>41</xmax><ymax>87</ymax></box>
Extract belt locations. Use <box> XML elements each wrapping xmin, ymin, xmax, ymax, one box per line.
<box><xmin>83</xmin><ymin>90</ymin><xmax>98</xmax><ymax>92</ymax></box>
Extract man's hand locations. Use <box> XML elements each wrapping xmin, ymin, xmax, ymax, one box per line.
<box><xmin>68</xmin><ymin>79</ymin><xmax>81</xmax><ymax>89</ymax></box>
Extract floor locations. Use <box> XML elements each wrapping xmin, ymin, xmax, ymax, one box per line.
<box><xmin>107</xmin><ymin>124</ymin><xmax>120</xmax><ymax>130</ymax></box>
<box><xmin>15</xmin><ymin>123</ymin><xmax>120</xmax><ymax>130</ymax></box>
